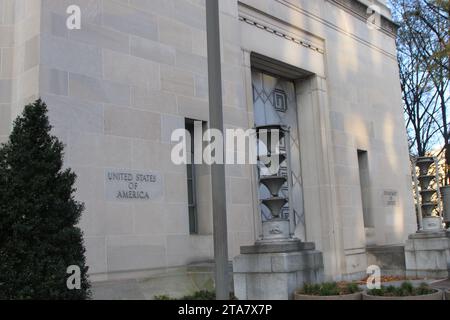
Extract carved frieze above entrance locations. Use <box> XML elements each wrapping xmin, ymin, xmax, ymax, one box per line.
<box><xmin>238</xmin><ymin>15</ymin><xmax>325</xmax><ymax>54</ymax></box>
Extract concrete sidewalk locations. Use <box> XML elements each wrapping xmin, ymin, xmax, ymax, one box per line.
<box><xmin>430</xmin><ymin>279</ymin><xmax>450</xmax><ymax>291</ymax></box>
<box><xmin>91</xmin><ymin>276</ymin><xmax>450</xmax><ymax>300</ymax></box>
<box><xmin>91</xmin><ymin>266</ymin><xmax>215</xmax><ymax>300</ymax></box>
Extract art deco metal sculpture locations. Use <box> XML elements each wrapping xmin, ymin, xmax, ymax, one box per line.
<box><xmin>256</xmin><ymin>124</ymin><xmax>296</xmax><ymax>241</ymax></box>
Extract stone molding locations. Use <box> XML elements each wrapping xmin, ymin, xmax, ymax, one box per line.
<box><xmin>241</xmin><ymin>0</ymin><xmax>398</xmax><ymax>61</ymax></box>
<box><xmin>329</xmin><ymin>0</ymin><xmax>398</xmax><ymax>36</ymax></box>
<box><xmin>238</xmin><ymin>15</ymin><xmax>325</xmax><ymax>54</ymax></box>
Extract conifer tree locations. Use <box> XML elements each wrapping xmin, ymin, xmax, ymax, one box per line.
<box><xmin>0</xmin><ymin>99</ymin><xmax>90</xmax><ymax>299</ymax></box>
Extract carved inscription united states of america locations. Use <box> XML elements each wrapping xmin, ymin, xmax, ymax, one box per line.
<box><xmin>105</xmin><ymin>169</ymin><xmax>163</xmax><ymax>202</ymax></box>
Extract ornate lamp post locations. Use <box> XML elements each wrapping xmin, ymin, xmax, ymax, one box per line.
<box><xmin>413</xmin><ymin>156</ymin><xmax>444</xmax><ymax>232</ymax></box>
<box><xmin>232</xmin><ymin>124</ymin><xmax>324</xmax><ymax>300</ymax></box>
<box><xmin>256</xmin><ymin>125</ymin><xmax>296</xmax><ymax>242</ymax></box>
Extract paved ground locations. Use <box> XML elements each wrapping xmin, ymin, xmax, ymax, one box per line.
<box><xmin>91</xmin><ymin>277</ymin><xmax>450</xmax><ymax>300</ymax></box>
<box><xmin>92</xmin><ymin>279</ymin><xmax>146</xmax><ymax>300</ymax></box>
<box><xmin>430</xmin><ymin>279</ymin><xmax>450</xmax><ymax>291</ymax></box>
<box><xmin>91</xmin><ymin>271</ymin><xmax>215</xmax><ymax>300</ymax></box>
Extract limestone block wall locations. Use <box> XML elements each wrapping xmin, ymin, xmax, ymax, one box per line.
<box><xmin>36</xmin><ymin>0</ymin><xmax>254</xmax><ymax>280</ymax></box>
<box><xmin>322</xmin><ymin>0</ymin><xmax>416</xmax><ymax>277</ymax></box>
<box><xmin>0</xmin><ymin>0</ymin><xmax>13</xmax><ymax>145</ymax></box>
<box><xmin>0</xmin><ymin>0</ymin><xmax>416</xmax><ymax>281</ymax></box>
<box><xmin>239</xmin><ymin>0</ymin><xmax>416</xmax><ymax>279</ymax></box>
<box><xmin>0</xmin><ymin>0</ymin><xmax>41</xmax><ymax>144</ymax></box>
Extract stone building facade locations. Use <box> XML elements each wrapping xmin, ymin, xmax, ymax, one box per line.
<box><xmin>0</xmin><ymin>0</ymin><xmax>416</xmax><ymax>284</ymax></box>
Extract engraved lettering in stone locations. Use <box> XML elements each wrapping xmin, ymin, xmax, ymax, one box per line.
<box><xmin>383</xmin><ymin>190</ymin><xmax>398</xmax><ymax>206</ymax></box>
<box><xmin>105</xmin><ymin>169</ymin><xmax>163</xmax><ymax>202</ymax></box>
<box><xmin>117</xmin><ymin>190</ymin><xmax>150</xmax><ymax>200</ymax></box>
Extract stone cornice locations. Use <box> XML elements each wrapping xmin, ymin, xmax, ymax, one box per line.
<box><xmin>330</xmin><ymin>0</ymin><xmax>399</xmax><ymax>37</ymax></box>
<box><xmin>239</xmin><ymin>1</ymin><xmax>398</xmax><ymax>60</ymax></box>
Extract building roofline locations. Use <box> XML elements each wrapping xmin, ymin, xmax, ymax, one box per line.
<box><xmin>330</xmin><ymin>0</ymin><xmax>399</xmax><ymax>37</ymax></box>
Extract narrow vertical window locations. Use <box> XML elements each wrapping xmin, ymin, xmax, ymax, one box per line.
<box><xmin>186</xmin><ymin>119</ymin><xmax>198</xmax><ymax>234</ymax></box>
<box><xmin>357</xmin><ymin>150</ymin><xmax>374</xmax><ymax>228</ymax></box>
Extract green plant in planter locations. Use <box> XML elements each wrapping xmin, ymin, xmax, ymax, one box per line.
<box><xmin>299</xmin><ymin>282</ymin><xmax>361</xmax><ymax>296</ymax></box>
<box><xmin>368</xmin><ymin>282</ymin><xmax>435</xmax><ymax>297</ymax></box>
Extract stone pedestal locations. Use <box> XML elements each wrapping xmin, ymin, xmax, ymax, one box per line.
<box><xmin>367</xmin><ymin>245</ymin><xmax>406</xmax><ymax>276</ymax></box>
<box><xmin>405</xmin><ymin>231</ymin><xmax>450</xmax><ymax>278</ymax></box>
<box><xmin>233</xmin><ymin>240</ymin><xmax>324</xmax><ymax>300</ymax></box>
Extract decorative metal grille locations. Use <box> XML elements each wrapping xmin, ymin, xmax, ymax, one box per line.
<box><xmin>274</xmin><ymin>89</ymin><xmax>287</xmax><ymax>112</ymax></box>
<box><xmin>253</xmin><ymin>86</ymin><xmax>288</xmax><ymax>113</ymax></box>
